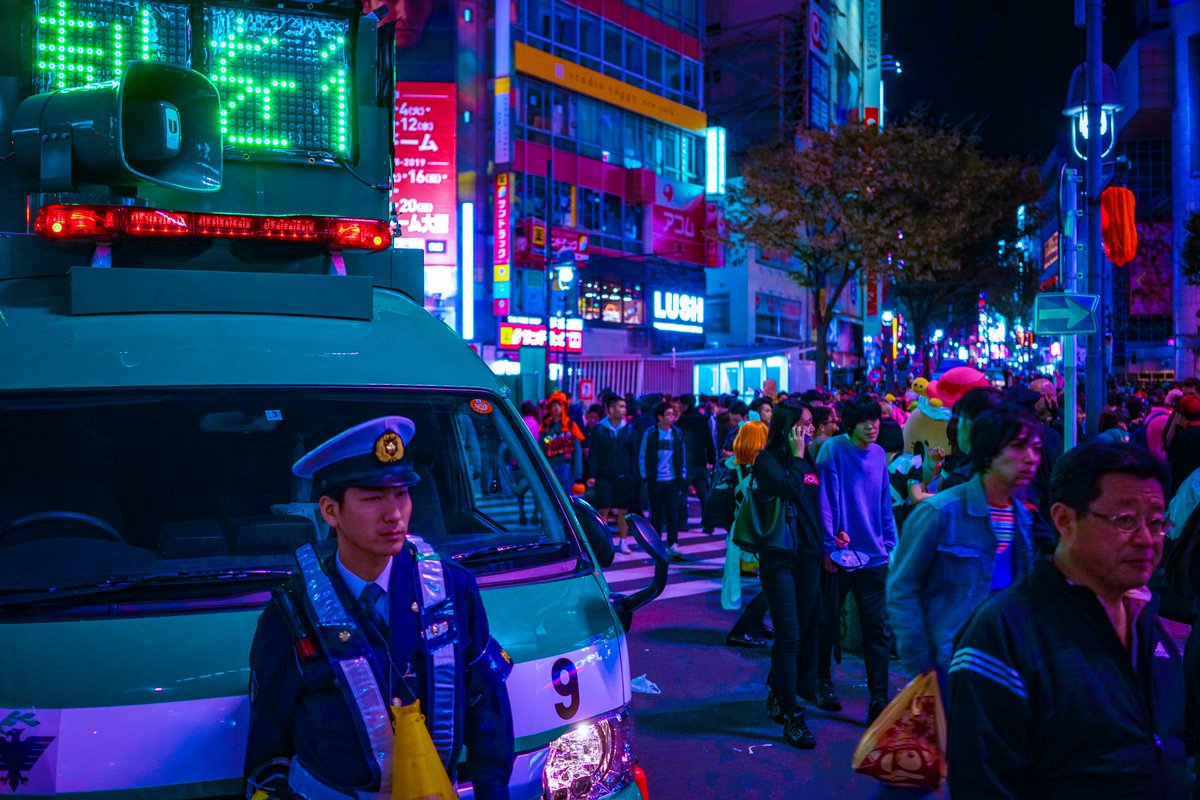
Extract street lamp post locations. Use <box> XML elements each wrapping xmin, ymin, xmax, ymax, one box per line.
<box><xmin>1084</xmin><ymin>0</ymin><xmax>1105</xmax><ymax>441</ymax></box>
<box><xmin>1062</xmin><ymin>0</ymin><xmax>1121</xmax><ymax>441</ymax></box>
<box><xmin>555</xmin><ymin>257</ymin><xmax>576</xmax><ymax>393</ymax></box>
<box><xmin>882</xmin><ymin>310</ymin><xmax>895</xmax><ymax>391</ymax></box>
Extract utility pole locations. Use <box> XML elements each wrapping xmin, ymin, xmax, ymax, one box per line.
<box><xmin>1084</xmin><ymin>0</ymin><xmax>1106</xmax><ymax>439</ymax></box>
<box><xmin>544</xmin><ymin>158</ymin><xmax>554</xmax><ymax>397</ymax></box>
<box><xmin>1061</xmin><ymin>166</ymin><xmax>1081</xmax><ymax>451</ymax></box>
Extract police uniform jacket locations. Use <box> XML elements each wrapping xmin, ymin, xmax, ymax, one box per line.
<box><xmin>245</xmin><ymin>542</ymin><xmax>515</xmax><ymax>799</ymax></box>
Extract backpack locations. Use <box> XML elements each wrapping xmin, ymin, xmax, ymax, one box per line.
<box><xmin>1131</xmin><ymin>409</ymin><xmax>1169</xmax><ymax>453</ymax></box>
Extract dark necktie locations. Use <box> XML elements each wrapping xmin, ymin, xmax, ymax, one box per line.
<box><xmin>359</xmin><ymin>582</ymin><xmax>389</xmax><ymax>635</ymax></box>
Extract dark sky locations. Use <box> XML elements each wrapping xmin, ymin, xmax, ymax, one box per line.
<box><xmin>885</xmin><ymin>1</ymin><xmax>1136</xmax><ymax>159</ymax></box>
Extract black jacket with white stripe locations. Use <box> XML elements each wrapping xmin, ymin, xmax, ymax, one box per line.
<box><xmin>948</xmin><ymin>558</ymin><xmax>1188</xmax><ymax>800</ymax></box>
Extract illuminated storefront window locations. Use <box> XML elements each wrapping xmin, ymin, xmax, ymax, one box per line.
<box><xmin>580</xmin><ymin>278</ymin><xmax>644</xmax><ymax>325</ymax></box>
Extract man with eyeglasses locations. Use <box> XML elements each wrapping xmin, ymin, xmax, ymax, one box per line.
<box><xmin>948</xmin><ymin>441</ymin><xmax>1187</xmax><ymax>799</ymax></box>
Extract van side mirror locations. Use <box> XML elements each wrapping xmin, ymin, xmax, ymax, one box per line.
<box><xmin>570</xmin><ymin>497</ymin><xmax>614</xmax><ymax>568</ymax></box>
<box><xmin>609</xmin><ymin>513</ymin><xmax>669</xmax><ymax>631</ymax></box>
<box><xmin>626</xmin><ymin>514</ymin><xmax>668</xmax><ymax>563</ymax></box>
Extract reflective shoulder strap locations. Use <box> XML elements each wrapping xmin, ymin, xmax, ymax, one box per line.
<box><xmin>292</xmin><ymin>544</ymin><xmax>393</xmax><ymax>791</ymax></box>
<box><xmin>407</xmin><ymin>536</ymin><xmax>458</xmax><ymax>766</ymax></box>
<box><xmin>294</xmin><ymin>544</ymin><xmax>355</xmax><ymax>627</ymax></box>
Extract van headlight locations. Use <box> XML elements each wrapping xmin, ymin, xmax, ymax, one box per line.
<box><xmin>543</xmin><ymin>708</ymin><xmax>635</xmax><ymax>800</ymax></box>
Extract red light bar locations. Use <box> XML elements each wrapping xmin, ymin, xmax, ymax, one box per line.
<box><xmin>33</xmin><ymin>204</ymin><xmax>391</xmax><ymax>252</ymax></box>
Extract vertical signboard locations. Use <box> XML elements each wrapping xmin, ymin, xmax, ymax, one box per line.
<box><xmin>1128</xmin><ymin>222</ymin><xmax>1172</xmax><ymax>317</ymax></box>
<box><xmin>393</xmin><ymin>82</ymin><xmax>458</xmax><ymax>322</ymax></box>
<box><xmin>808</xmin><ymin>5</ymin><xmax>831</xmax><ymax>132</ymax></box>
<box><xmin>863</xmin><ymin>0</ymin><xmax>882</xmax><ymax>126</ymax></box>
<box><xmin>393</xmin><ymin>82</ymin><xmax>458</xmax><ymax>266</ymax></box>
<box><xmin>494</xmin><ymin>0</ymin><xmax>512</xmax><ymax>165</ymax></box>
<box><xmin>495</xmin><ymin>76</ymin><xmax>512</xmax><ymax>166</ymax></box>
<box><xmin>493</xmin><ymin>173</ymin><xmax>512</xmax><ymax>316</ymax></box>
<box><xmin>705</xmin><ymin>200</ymin><xmax>727</xmax><ymax>268</ymax></box>
<box><xmin>1040</xmin><ymin>232</ymin><xmax>1060</xmax><ymax>290</ymax></box>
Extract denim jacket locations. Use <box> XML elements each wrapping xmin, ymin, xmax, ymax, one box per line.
<box><xmin>886</xmin><ymin>474</ymin><xmax>1035</xmax><ymax>677</ymax></box>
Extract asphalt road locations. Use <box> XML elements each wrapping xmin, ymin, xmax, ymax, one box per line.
<box><xmin>603</xmin><ymin>526</ymin><xmax>941</xmax><ymax>800</ymax></box>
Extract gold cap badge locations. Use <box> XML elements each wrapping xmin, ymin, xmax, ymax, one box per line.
<box><xmin>374</xmin><ymin>431</ymin><xmax>404</xmax><ymax>463</ymax></box>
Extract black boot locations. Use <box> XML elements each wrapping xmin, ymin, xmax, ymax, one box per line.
<box><xmin>867</xmin><ymin>696</ymin><xmax>889</xmax><ymax>725</ymax></box>
<box><xmin>782</xmin><ymin>708</ymin><xmax>816</xmax><ymax>749</ymax></box>
<box><xmin>816</xmin><ymin>680</ymin><xmax>842</xmax><ymax>712</ymax></box>
<box><xmin>766</xmin><ymin>688</ymin><xmax>785</xmax><ymax>723</ymax></box>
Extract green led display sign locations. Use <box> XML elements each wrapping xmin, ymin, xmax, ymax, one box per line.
<box><xmin>31</xmin><ymin>1</ymin><xmax>355</xmax><ymax>161</ymax></box>
<box><xmin>34</xmin><ymin>0</ymin><xmax>191</xmax><ymax>92</ymax></box>
<box><xmin>204</xmin><ymin>6</ymin><xmax>352</xmax><ymax>157</ymax></box>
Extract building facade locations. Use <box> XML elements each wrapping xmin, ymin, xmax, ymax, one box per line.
<box><xmin>702</xmin><ymin>0</ymin><xmax>879</xmax><ymax>393</ymax></box>
<box><xmin>1171</xmin><ymin>0</ymin><xmax>1200</xmax><ymax>378</ymax></box>
<box><xmin>477</xmin><ymin>0</ymin><xmax>714</xmax><ymax>398</ymax></box>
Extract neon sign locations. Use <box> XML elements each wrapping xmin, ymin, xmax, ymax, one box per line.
<box><xmin>498</xmin><ymin>317</ymin><xmax>584</xmax><ymax>353</ymax></box>
<box><xmin>392</xmin><ymin>82</ymin><xmax>457</xmax><ymax>268</ymax></box>
<box><xmin>652</xmin><ymin>291</ymin><xmax>704</xmax><ymax>334</ymax></box>
<box><xmin>493</xmin><ymin>172</ymin><xmax>511</xmax><ymax>316</ymax></box>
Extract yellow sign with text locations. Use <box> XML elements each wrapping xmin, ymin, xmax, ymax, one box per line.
<box><xmin>514</xmin><ymin>42</ymin><xmax>707</xmax><ymax>132</ymax></box>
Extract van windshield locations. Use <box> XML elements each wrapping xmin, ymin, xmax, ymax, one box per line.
<box><xmin>0</xmin><ymin>389</ymin><xmax>582</xmax><ymax>599</ymax></box>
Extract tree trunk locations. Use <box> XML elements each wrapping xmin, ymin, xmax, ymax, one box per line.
<box><xmin>813</xmin><ymin>310</ymin><xmax>830</xmax><ymax>391</ymax></box>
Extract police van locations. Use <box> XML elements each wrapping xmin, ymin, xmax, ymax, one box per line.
<box><xmin>0</xmin><ymin>1</ymin><xmax>664</xmax><ymax>797</ymax></box>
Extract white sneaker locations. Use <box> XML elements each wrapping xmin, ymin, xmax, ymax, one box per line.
<box><xmin>617</xmin><ymin>539</ymin><xmax>632</xmax><ymax>554</ymax></box>
<box><xmin>667</xmin><ymin>544</ymin><xmax>683</xmax><ymax>559</ymax></box>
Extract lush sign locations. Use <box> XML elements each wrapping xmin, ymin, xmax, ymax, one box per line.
<box><xmin>652</xmin><ymin>291</ymin><xmax>704</xmax><ymax>334</ymax></box>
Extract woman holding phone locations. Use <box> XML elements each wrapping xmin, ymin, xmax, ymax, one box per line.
<box><xmin>752</xmin><ymin>400</ymin><xmax>826</xmax><ymax>750</ymax></box>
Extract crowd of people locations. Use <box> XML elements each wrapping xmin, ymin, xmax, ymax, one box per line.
<box><xmin>523</xmin><ymin>368</ymin><xmax>1200</xmax><ymax>797</ymax></box>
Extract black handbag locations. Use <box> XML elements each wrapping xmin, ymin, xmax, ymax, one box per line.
<box><xmin>702</xmin><ymin>466</ymin><xmax>737</xmax><ymax>531</ymax></box>
<box><xmin>730</xmin><ymin>476</ymin><xmax>785</xmax><ymax>554</ymax></box>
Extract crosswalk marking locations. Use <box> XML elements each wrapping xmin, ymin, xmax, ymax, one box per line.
<box><xmin>600</xmin><ymin>526</ymin><xmax>760</xmax><ymax>603</ymax></box>
<box><xmin>472</xmin><ymin>492</ymin><xmax>757</xmax><ymax>604</ymax></box>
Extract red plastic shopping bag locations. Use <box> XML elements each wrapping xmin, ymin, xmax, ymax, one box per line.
<box><xmin>851</xmin><ymin>670</ymin><xmax>947</xmax><ymax>790</ymax></box>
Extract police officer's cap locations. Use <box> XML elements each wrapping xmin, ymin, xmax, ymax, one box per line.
<box><xmin>293</xmin><ymin>416</ymin><xmax>420</xmax><ymax>496</ymax></box>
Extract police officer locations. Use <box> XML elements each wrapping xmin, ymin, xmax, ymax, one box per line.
<box><xmin>245</xmin><ymin>416</ymin><xmax>515</xmax><ymax>799</ymax></box>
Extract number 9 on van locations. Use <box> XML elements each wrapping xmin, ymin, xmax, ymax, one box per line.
<box><xmin>543</xmin><ymin>709</ymin><xmax>637</xmax><ymax>799</ymax></box>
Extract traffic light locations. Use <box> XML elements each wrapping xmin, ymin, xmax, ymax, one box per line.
<box><xmin>12</xmin><ymin>61</ymin><xmax>222</xmax><ymax>193</ymax></box>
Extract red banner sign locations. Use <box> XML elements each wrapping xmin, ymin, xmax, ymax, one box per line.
<box><xmin>645</xmin><ymin>175</ymin><xmax>706</xmax><ymax>266</ymax></box>
<box><xmin>392</xmin><ymin>82</ymin><xmax>457</xmax><ymax>267</ymax></box>
<box><xmin>514</xmin><ymin>220</ymin><xmax>589</xmax><ymax>266</ymax></box>
<box><xmin>705</xmin><ymin>201</ymin><xmax>726</xmax><ymax>268</ymax></box>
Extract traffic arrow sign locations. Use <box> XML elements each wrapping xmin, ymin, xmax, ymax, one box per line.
<box><xmin>1033</xmin><ymin>292</ymin><xmax>1098</xmax><ymax>336</ymax></box>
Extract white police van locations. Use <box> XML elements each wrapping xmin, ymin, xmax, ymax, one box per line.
<box><xmin>0</xmin><ymin>1</ymin><xmax>665</xmax><ymax>797</ymax></box>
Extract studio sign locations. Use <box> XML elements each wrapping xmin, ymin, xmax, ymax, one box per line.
<box><xmin>652</xmin><ymin>291</ymin><xmax>704</xmax><ymax>334</ymax></box>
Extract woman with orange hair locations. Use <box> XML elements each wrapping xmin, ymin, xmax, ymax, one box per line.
<box><xmin>721</xmin><ymin>422</ymin><xmax>769</xmax><ymax>606</ymax></box>
<box><xmin>540</xmin><ymin>391</ymin><xmax>585</xmax><ymax>493</ymax></box>
<box><xmin>723</xmin><ymin>422</ymin><xmax>773</xmax><ymax>641</ymax></box>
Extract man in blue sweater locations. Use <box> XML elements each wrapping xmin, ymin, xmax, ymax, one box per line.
<box><xmin>815</xmin><ymin>395</ymin><xmax>897</xmax><ymax>723</ymax></box>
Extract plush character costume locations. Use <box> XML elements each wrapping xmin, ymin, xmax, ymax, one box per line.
<box><xmin>901</xmin><ymin>367</ymin><xmax>990</xmax><ymax>455</ymax></box>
